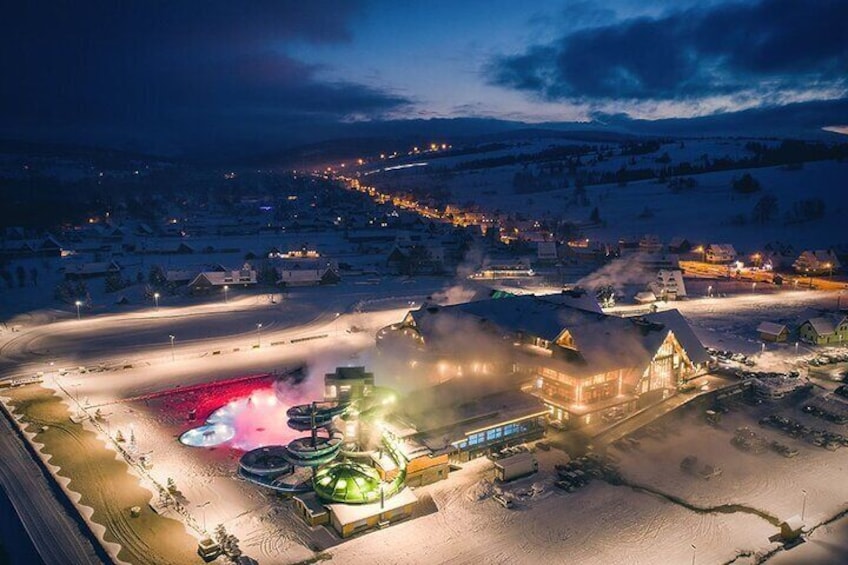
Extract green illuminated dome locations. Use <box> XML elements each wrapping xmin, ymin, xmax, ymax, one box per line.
<box><xmin>313</xmin><ymin>461</ymin><xmax>383</xmax><ymax>504</ymax></box>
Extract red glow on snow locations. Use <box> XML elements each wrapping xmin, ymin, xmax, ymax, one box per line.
<box><xmin>226</xmin><ymin>388</ymin><xmax>300</xmax><ymax>451</ymax></box>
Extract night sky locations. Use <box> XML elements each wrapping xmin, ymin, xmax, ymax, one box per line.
<box><xmin>2</xmin><ymin>0</ymin><xmax>846</xmax><ymax>154</ymax></box>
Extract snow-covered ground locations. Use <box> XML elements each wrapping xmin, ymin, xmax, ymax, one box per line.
<box><xmin>364</xmin><ymin>137</ymin><xmax>848</xmax><ymax>251</ymax></box>
<box><xmin>2</xmin><ymin>279</ymin><xmax>844</xmax><ymax>564</ymax></box>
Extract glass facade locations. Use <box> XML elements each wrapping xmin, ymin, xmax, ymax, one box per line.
<box><xmin>455</xmin><ymin>418</ymin><xmax>543</xmax><ymax>452</ymax></box>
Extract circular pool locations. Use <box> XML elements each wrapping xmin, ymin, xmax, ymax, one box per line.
<box><xmin>179</xmin><ymin>423</ymin><xmax>235</xmax><ymax>447</ymax></box>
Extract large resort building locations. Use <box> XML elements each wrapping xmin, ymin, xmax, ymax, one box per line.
<box><xmin>379</xmin><ymin>292</ymin><xmax>711</xmax><ymax>427</ymax></box>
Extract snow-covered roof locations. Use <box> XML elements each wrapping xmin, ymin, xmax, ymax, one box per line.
<box><xmin>804</xmin><ymin>317</ymin><xmax>836</xmax><ymax>336</ymax></box>
<box><xmin>410</xmin><ymin>295</ymin><xmax>595</xmax><ymax>343</ymax></box>
<box><xmin>707</xmin><ymin>243</ymin><xmax>736</xmax><ymax>254</ymax></box>
<box><xmin>406</xmin><ymin>296</ymin><xmax>709</xmax><ymax>378</ymax></box>
<box><xmin>643</xmin><ymin>310</ymin><xmax>711</xmax><ymax>366</ymax></box>
<box><xmin>635</xmin><ymin>291</ymin><xmax>657</xmax><ymax>303</ymax></box>
<box><xmin>189</xmin><ymin>270</ymin><xmax>256</xmax><ymax>287</ymax></box>
<box><xmin>400</xmin><ymin>380</ymin><xmax>547</xmax><ymax>452</ymax></box>
<box><xmin>64</xmin><ymin>261</ymin><xmax>120</xmax><ymax>275</ymax></box>
<box><xmin>326</xmin><ymin>487</ymin><xmax>417</xmax><ymax>526</ymax></box>
<box><xmin>277</xmin><ymin>268</ymin><xmax>333</xmax><ymax>283</ymax></box>
<box><xmin>756</xmin><ymin>322</ymin><xmax>788</xmax><ymax>336</ymax></box>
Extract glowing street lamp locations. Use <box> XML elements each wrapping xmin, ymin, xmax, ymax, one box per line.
<box><xmin>256</xmin><ymin>323</ymin><xmax>262</xmax><ymax>347</ymax></box>
<box><xmin>223</xmin><ymin>285</ymin><xmax>229</xmax><ymax>303</ymax></box>
<box><xmin>707</xmin><ymin>285</ymin><xmax>712</xmax><ymax>298</ymax></box>
<box><xmin>169</xmin><ymin>334</ymin><xmax>175</xmax><ymax>361</ymax></box>
<box><xmin>75</xmin><ymin>300</ymin><xmax>82</xmax><ymax>320</ymax></box>
<box><xmin>154</xmin><ymin>292</ymin><xmax>160</xmax><ymax>310</ymax></box>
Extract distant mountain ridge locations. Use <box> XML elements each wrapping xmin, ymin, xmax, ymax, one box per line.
<box><xmin>2</xmin><ymin>98</ymin><xmax>846</xmax><ymax>166</ymax></box>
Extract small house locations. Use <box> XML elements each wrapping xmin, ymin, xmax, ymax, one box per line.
<box><xmin>793</xmin><ymin>250</ymin><xmax>841</xmax><ymax>275</ymax></box>
<box><xmin>537</xmin><ymin>241</ymin><xmax>558</xmax><ymax>262</ymax></box>
<box><xmin>64</xmin><ymin>260</ymin><xmax>121</xmax><ymax>280</ymax></box>
<box><xmin>705</xmin><ymin>244</ymin><xmax>737</xmax><ymax>264</ymax></box>
<box><xmin>757</xmin><ymin>322</ymin><xmax>789</xmax><ymax>343</ymax></box>
<box><xmin>798</xmin><ymin>314</ymin><xmax>848</xmax><ymax>345</ymax></box>
<box><xmin>276</xmin><ymin>265</ymin><xmax>340</xmax><ymax>287</ymax></box>
<box><xmin>650</xmin><ymin>270</ymin><xmax>687</xmax><ymax>300</ymax></box>
<box><xmin>638</xmin><ymin>234</ymin><xmax>663</xmax><ymax>253</ymax></box>
<box><xmin>779</xmin><ymin>515</ymin><xmax>805</xmax><ymax>542</ymax></box>
<box><xmin>188</xmin><ymin>267</ymin><xmax>257</xmax><ymax>294</ymax></box>
<box><xmin>667</xmin><ymin>237</ymin><xmax>691</xmax><ymax>254</ymax></box>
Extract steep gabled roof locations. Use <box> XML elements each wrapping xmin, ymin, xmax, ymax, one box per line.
<box><xmin>643</xmin><ymin>309</ymin><xmax>711</xmax><ymax>365</ymax></box>
<box><xmin>803</xmin><ymin>316</ymin><xmax>838</xmax><ymax>336</ymax></box>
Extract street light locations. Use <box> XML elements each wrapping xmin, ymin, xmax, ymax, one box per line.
<box><xmin>752</xmin><ymin>282</ymin><xmax>757</xmax><ymax>293</ymax></box>
<box><xmin>707</xmin><ymin>285</ymin><xmax>712</xmax><ymax>298</ymax></box>
<box><xmin>691</xmin><ymin>544</ymin><xmax>696</xmax><ymax>565</ymax></box>
<box><xmin>256</xmin><ymin>323</ymin><xmax>262</xmax><ymax>347</ymax></box>
<box><xmin>801</xmin><ymin>489</ymin><xmax>807</xmax><ymax>522</ymax></box>
<box><xmin>154</xmin><ymin>292</ymin><xmax>160</xmax><ymax>310</ymax></box>
<box><xmin>198</xmin><ymin>501</ymin><xmax>211</xmax><ymax>533</ymax></box>
<box><xmin>223</xmin><ymin>285</ymin><xmax>229</xmax><ymax>303</ymax></box>
<box><xmin>335</xmin><ymin>312</ymin><xmax>341</xmax><ymax>334</ymax></box>
<box><xmin>75</xmin><ymin>300</ymin><xmax>82</xmax><ymax>320</ymax></box>
<box><xmin>169</xmin><ymin>334</ymin><xmax>175</xmax><ymax>362</ymax></box>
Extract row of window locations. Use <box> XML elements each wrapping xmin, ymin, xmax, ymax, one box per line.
<box><xmin>457</xmin><ymin>421</ymin><xmax>534</xmax><ymax>450</ymax></box>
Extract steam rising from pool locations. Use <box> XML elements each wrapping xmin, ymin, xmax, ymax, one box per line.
<box><xmin>180</xmin><ymin>387</ymin><xmax>301</xmax><ymax>450</ymax></box>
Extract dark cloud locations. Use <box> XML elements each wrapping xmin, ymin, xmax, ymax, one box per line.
<box><xmin>487</xmin><ymin>0</ymin><xmax>848</xmax><ymax>103</ymax></box>
<box><xmin>0</xmin><ymin>1</ymin><xmax>409</xmax><ymax>154</ymax></box>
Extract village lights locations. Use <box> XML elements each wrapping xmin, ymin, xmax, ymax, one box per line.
<box><xmin>75</xmin><ymin>300</ymin><xmax>82</xmax><ymax>320</ymax></box>
<box><xmin>169</xmin><ymin>334</ymin><xmax>175</xmax><ymax>361</ymax></box>
<box><xmin>256</xmin><ymin>323</ymin><xmax>262</xmax><ymax>347</ymax></box>
<box><xmin>223</xmin><ymin>285</ymin><xmax>229</xmax><ymax>303</ymax></box>
<box><xmin>154</xmin><ymin>292</ymin><xmax>160</xmax><ymax>310</ymax></box>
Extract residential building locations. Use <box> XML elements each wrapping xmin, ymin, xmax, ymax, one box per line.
<box><xmin>705</xmin><ymin>244</ymin><xmax>737</xmax><ymax>264</ymax></box>
<box><xmin>188</xmin><ymin>267</ymin><xmax>257</xmax><ymax>294</ymax></box>
<box><xmin>793</xmin><ymin>250</ymin><xmax>841</xmax><ymax>275</ymax></box>
<box><xmin>798</xmin><ymin>314</ymin><xmax>848</xmax><ymax>345</ymax></box>
<box><xmin>757</xmin><ymin>322</ymin><xmax>789</xmax><ymax>343</ymax></box>
<box><xmin>650</xmin><ymin>269</ymin><xmax>687</xmax><ymax>300</ymax></box>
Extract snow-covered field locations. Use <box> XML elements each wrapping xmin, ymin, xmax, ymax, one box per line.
<box><xmin>364</xmin><ymin>137</ymin><xmax>848</xmax><ymax>250</ymax></box>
